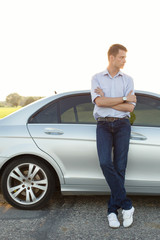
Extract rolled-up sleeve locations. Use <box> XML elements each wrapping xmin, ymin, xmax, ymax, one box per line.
<box><xmin>125</xmin><ymin>77</ymin><xmax>136</xmax><ymax>106</ymax></box>
<box><xmin>91</xmin><ymin>74</ymin><xmax>101</xmax><ymax>104</ymax></box>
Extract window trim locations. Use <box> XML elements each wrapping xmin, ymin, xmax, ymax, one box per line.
<box><xmin>28</xmin><ymin>92</ymin><xmax>160</xmax><ymax>126</ymax></box>
<box><xmin>28</xmin><ymin>93</ymin><xmax>93</xmax><ymax>124</ymax></box>
<box><xmin>132</xmin><ymin>93</ymin><xmax>160</xmax><ymax>127</ymax></box>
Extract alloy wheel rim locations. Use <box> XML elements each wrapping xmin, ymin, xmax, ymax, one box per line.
<box><xmin>7</xmin><ymin>163</ymin><xmax>48</xmax><ymax>205</ymax></box>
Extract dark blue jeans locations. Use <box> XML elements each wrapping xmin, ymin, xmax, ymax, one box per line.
<box><xmin>96</xmin><ymin>118</ymin><xmax>132</xmax><ymax>215</ymax></box>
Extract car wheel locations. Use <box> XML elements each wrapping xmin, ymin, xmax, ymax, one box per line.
<box><xmin>1</xmin><ymin>156</ymin><xmax>55</xmax><ymax>210</ymax></box>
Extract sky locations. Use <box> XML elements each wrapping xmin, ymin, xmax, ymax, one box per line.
<box><xmin>0</xmin><ymin>0</ymin><xmax>160</xmax><ymax>101</ymax></box>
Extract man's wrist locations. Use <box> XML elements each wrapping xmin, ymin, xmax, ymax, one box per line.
<box><xmin>122</xmin><ymin>96</ymin><xmax>127</xmax><ymax>102</ymax></box>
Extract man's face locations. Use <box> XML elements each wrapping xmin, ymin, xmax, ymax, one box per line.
<box><xmin>111</xmin><ymin>50</ymin><xmax>126</xmax><ymax>69</ymax></box>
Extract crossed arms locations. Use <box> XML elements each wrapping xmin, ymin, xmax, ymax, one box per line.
<box><xmin>94</xmin><ymin>88</ymin><xmax>137</xmax><ymax>113</ymax></box>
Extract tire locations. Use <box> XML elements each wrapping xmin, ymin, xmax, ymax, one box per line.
<box><xmin>1</xmin><ymin>156</ymin><xmax>55</xmax><ymax>210</ymax></box>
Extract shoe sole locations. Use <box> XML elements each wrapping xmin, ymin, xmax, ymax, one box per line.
<box><xmin>109</xmin><ymin>225</ymin><xmax>120</xmax><ymax>229</ymax></box>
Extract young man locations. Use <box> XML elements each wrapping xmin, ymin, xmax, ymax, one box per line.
<box><xmin>91</xmin><ymin>44</ymin><xmax>137</xmax><ymax>228</ymax></box>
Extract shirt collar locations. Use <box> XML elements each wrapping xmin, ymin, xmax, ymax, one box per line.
<box><xmin>103</xmin><ymin>69</ymin><xmax>123</xmax><ymax>77</ymax></box>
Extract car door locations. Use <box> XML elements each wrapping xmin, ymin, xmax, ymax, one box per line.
<box><xmin>125</xmin><ymin>93</ymin><xmax>160</xmax><ymax>194</ymax></box>
<box><xmin>27</xmin><ymin>93</ymin><xmax>106</xmax><ymax>186</ymax></box>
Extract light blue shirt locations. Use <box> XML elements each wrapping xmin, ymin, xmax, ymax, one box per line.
<box><xmin>91</xmin><ymin>69</ymin><xmax>136</xmax><ymax>120</ymax></box>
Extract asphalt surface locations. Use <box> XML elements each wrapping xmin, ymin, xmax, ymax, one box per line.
<box><xmin>0</xmin><ymin>192</ymin><xmax>160</xmax><ymax>240</ymax></box>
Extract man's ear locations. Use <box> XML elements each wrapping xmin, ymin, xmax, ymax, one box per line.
<box><xmin>110</xmin><ymin>55</ymin><xmax>115</xmax><ymax>62</ymax></box>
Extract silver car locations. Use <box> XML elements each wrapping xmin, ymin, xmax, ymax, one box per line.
<box><xmin>0</xmin><ymin>90</ymin><xmax>160</xmax><ymax>210</ymax></box>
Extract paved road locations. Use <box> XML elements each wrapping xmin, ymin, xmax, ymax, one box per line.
<box><xmin>0</xmin><ymin>192</ymin><xmax>160</xmax><ymax>240</ymax></box>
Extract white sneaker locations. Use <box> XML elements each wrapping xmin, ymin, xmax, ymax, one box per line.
<box><xmin>107</xmin><ymin>213</ymin><xmax>120</xmax><ymax>228</ymax></box>
<box><xmin>122</xmin><ymin>206</ymin><xmax>135</xmax><ymax>228</ymax></box>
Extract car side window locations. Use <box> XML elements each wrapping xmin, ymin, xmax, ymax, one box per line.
<box><xmin>29</xmin><ymin>94</ymin><xmax>96</xmax><ymax>124</ymax></box>
<box><xmin>132</xmin><ymin>94</ymin><xmax>160</xmax><ymax>127</ymax></box>
<box><xmin>59</xmin><ymin>95</ymin><xmax>96</xmax><ymax>124</ymax></box>
<box><xmin>29</xmin><ymin>102</ymin><xmax>58</xmax><ymax>123</ymax></box>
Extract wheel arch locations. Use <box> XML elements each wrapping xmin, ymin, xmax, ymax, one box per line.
<box><xmin>0</xmin><ymin>154</ymin><xmax>61</xmax><ymax>191</ymax></box>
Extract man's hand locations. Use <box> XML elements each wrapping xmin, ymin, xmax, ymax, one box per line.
<box><xmin>112</xmin><ymin>103</ymin><xmax>135</xmax><ymax>112</ymax></box>
<box><xmin>126</xmin><ymin>91</ymin><xmax>137</xmax><ymax>103</ymax></box>
<box><xmin>94</xmin><ymin>89</ymin><xmax>136</xmax><ymax>108</ymax></box>
<box><xmin>94</xmin><ymin>87</ymin><xmax>104</xmax><ymax>97</ymax></box>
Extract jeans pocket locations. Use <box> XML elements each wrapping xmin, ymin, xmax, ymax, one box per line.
<box><xmin>122</xmin><ymin>119</ymin><xmax>131</xmax><ymax>125</ymax></box>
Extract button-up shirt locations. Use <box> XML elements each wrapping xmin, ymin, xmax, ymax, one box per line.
<box><xmin>91</xmin><ymin>69</ymin><xmax>136</xmax><ymax>120</ymax></box>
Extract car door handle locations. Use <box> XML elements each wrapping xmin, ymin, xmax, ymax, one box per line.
<box><xmin>44</xmin><ymin>128</ymin><xmax>64</xmax><ymax>135</ymax></box>
<box><xmin>130</xmin><ymin>132</ymin><xmax>147</xmax><ymax>140</ymax></box>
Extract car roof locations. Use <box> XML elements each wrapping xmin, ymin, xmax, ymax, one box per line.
<box><xmin>0</xmin><ymin>90</ymin><xmax>159</xmax><ymax>125</ymax></box>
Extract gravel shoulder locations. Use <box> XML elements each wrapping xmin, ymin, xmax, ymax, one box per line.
<box><xmin>0</xmin><ymin>192</ymin><xmax>160</xmax><ymax>240</ymax></box>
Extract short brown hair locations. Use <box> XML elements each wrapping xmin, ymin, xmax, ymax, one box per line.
<box><xmin>108</xmin><ymin>44</ymin><xmax>127</xmax><ymax>60</ymax></box>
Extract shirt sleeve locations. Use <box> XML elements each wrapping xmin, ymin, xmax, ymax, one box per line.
<box><xmin>91</xmin><ymin>74</ymin><xmax>101</xmax><ymax>104</ymax></box>
<box><xmin>125</xmin><ymin>77</ymin><xmax>136</xmax><ymax>106</ymax></box>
